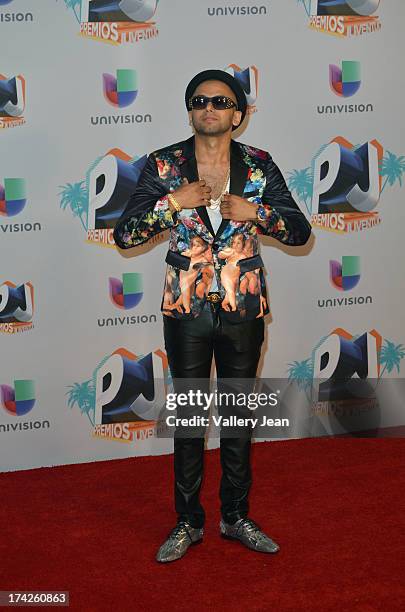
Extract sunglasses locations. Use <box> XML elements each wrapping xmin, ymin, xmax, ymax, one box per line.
<box><xmin>188</xmin><ymin>95</ymin><xmax>237</xmax><ymax>111</ymax></box>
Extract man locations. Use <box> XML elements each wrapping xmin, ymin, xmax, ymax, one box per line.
<box><xmin>114</xmin><ymin>70</ymin><xmax>312</xmax><ymax>563</ymax></box>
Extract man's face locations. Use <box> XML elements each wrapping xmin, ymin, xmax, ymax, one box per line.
<box><xmin>189</xmin><ymin>80</ymin><xmax>242</xmax><ymax>136</ymax></box>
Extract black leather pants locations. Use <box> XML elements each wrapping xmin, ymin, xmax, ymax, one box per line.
<box><xmin>163</xmin><ymin>303</ymin><xmax>264</xmax><ymax>528</ymax></box>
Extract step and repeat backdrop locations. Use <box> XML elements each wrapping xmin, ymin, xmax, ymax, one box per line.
<box><xmin>1</xmin><ymin>0</ymin><xmax>405</xmax><ymax>471</ymax></box>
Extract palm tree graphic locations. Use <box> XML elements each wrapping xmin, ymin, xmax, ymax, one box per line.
<box><xmin>378</xmin><ymin>340</ymin><xmax>405</xmax><ymax>376</ymax></box>
<box><xmin>380</xmin><ymin>151</ymin><xmax>405</xmax><ymax>193</ymax></box>
<box><xmin>287</xmin><ymin>359</ymin><xmax>313</xmax><ymax>390</ymax></box>
<box><xmin>66</xmin><ymin>380</ymin><xmax>96</xmax><ymax>426</ymax></box>
<box><xmin>296</xmin><ymin>0</ymin><xmax>311</xmax><ymax>17</ymax></box>
<box><xmin>59</xmin><ymin>181</ymin><xmax>89</xmax><ymax>230</ymax></box>
<box><xmin>287</xmin><ymin>167</ymin><xmax>313</xmax><ymax>215</ymax></box>
<box><xmin>57</xmin><ymin>0</ymin><xmax>82</xmax><ymax>23</ymax></box>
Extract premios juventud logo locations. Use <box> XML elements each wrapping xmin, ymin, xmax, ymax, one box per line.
<box><xmin>225</xmin><ymin>64</ymin><xmax>259</xmax><ymax>114</ymax></box>
<box><xmin>287</xmin><ymin>137</ymin><xmax>405</xmax><ymax>233</ymax></box>
<box><xmin>296</xmin><ymin>0</ymin><xmax>381</xmax><ymax>37</ymax></box>
<box><xmin>0</xmin><ymin>73</ymin><xmax>25</xmax><ymax>129</ymax></box>
<box><xmin>67</xmin><ymin>347</ymin><xmax>170</xmax><ymax>442</ymax></box>
<box><xmin>288</xmin><ymin>328</ymin><xmax>404</xmax><ymax>430</ymax></box>
<box><xmin>59</xmin><ymin>0</ymin><xmax>159</xmax><ymax>45</ymax></box>
<box><xmin>59</xmin><ymin>148</ymin><xmax>147</xmax><ymax>247</ymax></box>
<box><xmin>0</xmin><ymin>280</ymin><xmax>34</xmax><ymax>334</ymax></box>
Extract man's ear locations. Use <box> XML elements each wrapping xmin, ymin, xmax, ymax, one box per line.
<box><xmin>188</xmin><ymin>110</ymin><xmax>193</xmax><ymax>126</ymax></box>
<box><xmin>232</xmin><ymin>110</ymin><xmax>242</xmax><ymax>128</ymax></box>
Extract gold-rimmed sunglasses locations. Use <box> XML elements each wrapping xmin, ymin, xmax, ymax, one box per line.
<box><xmin>188</xmin><ymin>95</ymin><xmax>237</xmax><ymax>111</ymax></box>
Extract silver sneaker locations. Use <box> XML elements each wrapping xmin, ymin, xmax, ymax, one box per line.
<box><xmin>156</xmin><ymin>522</ymin><xmax>204</xmax><ymax>563</ymax></box>
<box><xmin>220</xmin><ymin>518</ymin><xmax>280</xmax><ymax>553</ymax></box>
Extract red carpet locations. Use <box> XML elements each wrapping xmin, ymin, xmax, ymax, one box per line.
<box><xmin>1</xmin><ymin>439</ymin><xmax>404</xmax><ymax>612</ymax></box>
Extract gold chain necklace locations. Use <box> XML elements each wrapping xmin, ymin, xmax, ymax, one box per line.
<box><xmin>198</xmin><ymin>167</ymin><xmax>230</xmax><ymax>211</ymax></box>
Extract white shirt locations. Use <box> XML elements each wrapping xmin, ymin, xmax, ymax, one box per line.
<box><xmin>205</xmin><ymin>176</ymin><xmax>230</xmax><ymax>291</ymax></box>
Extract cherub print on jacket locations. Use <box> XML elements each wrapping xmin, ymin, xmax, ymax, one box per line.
<box><xmin>113</xmin><ymin>136</ymin><xmax>312</xmax><ymax>323</ymax></box>
<box><xmin>218</xmin><ymin>233</ymin><xmax>267</xmax><ymax>315</ymax></box>
<box><xmin>164</xmin><ymin>235</ymin><xmax>214</xmax><ymax>315</ymax></box>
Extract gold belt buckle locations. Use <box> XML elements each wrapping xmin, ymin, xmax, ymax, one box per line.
<box><xmin>207</xmin><ymin>292</ymin><xmax>222</xmax><ymax>304</ymax></box>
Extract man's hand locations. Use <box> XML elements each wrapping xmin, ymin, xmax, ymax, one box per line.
<box><xmin>220</xmin><ymin>194</ymin><xmax>257</xmax><ymax>221</ymax></box>
<box><xmin>170</xmin><ymin>178</ymin><xmax>212</xmax><ymax>210</ymax></box>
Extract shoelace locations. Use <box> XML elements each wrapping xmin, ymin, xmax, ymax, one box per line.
<box><xmin>237</xmin><ymin>518</ymin><xmax>262</xmax><ymax>536</ymax></box>
<box><xmin>168</xmin><ymin>522</ymin><xmax>192</xmax><ymax>541</ymax></box>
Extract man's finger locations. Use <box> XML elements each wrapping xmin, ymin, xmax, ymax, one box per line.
<box><xmin>182</xmin><ymin>177</ymin><xmax>189</xmax><ymax>184</ymax></box>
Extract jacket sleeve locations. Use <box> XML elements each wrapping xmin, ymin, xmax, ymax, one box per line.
<box><xmin>113</xmin><ymin>153</ymin><xmax>179</xmax><ymax>249</ymax></box>
<box><xmin>256</xmin><ymin>153</ymin><xmax>312</xmax><ymax>246</ymax></box>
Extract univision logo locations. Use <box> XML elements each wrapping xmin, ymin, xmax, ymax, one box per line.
<box><xmin>98</xmin><ymin>272</ymin><xmax>157</xmax><ymax>326</ymax></box>
<box><xmin>0</xmin><ymin>178</ymin><xmax>42</xmax><ymax>234</ymax></box>
<box><xmin>0</xmin><ymin>379</ymin><xmax>50</xmax><ymax>433</ymax></box>
<box><xmin>317</xmin><ymin>61</ymin><xmax>373</xmax><ymax>115</ymax></box>
<box><xmin>0</xmin><ymin>178</ymin><xmax>26</xmax><ymax>216</ymax></box>
<box><xmin>0</xmin><ymin>379</ymin><xmax>35</xmax><ymax>416</ymax></box>
<box><xmin>330</xmin><ymin>256</ymin><xmax>360</xmax><ymax>290</ymax></box>
<box><xmin>317</xmin><ymin>256</ymin><xmax>373</xmax><ymax>308</ymax></box>
<box><xmin>109</xmin><ymin>272</ymin><xmax>143</xmax><ymax>309</ymax></box>
<box><xmin>0</xmin><ymin>0</ymin><xmax>33</xmax><ymax>22</ymax></box>
<box><xmin>103</xmin><ymin>69</ymin><xmax>138</xmax><ymax>107</ymax></box>
<box><xmin>208</xmin><ymin>5</ymin><xmax>267</xmax><ymax>16</ymax></box>
<box><xmin>330</xmin><ymin>61</ymin><xmax>361</xmax><ymax>97</ymax></box>
<box><xmin>91</xmin><ymin>69</ymin><xmax>152</xmax><ymax>126</ymax></box>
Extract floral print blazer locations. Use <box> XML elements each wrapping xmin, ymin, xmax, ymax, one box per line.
<box><xmin>114</xmin><ymin>136</ymin><xmax>311</xmax><ymax>322</ymax></box>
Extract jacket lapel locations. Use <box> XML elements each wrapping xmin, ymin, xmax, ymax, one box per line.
<box><xmin>214</xmin><ymin>139</ymin><xmax>249</xmax><ymax>240</ymax></box>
